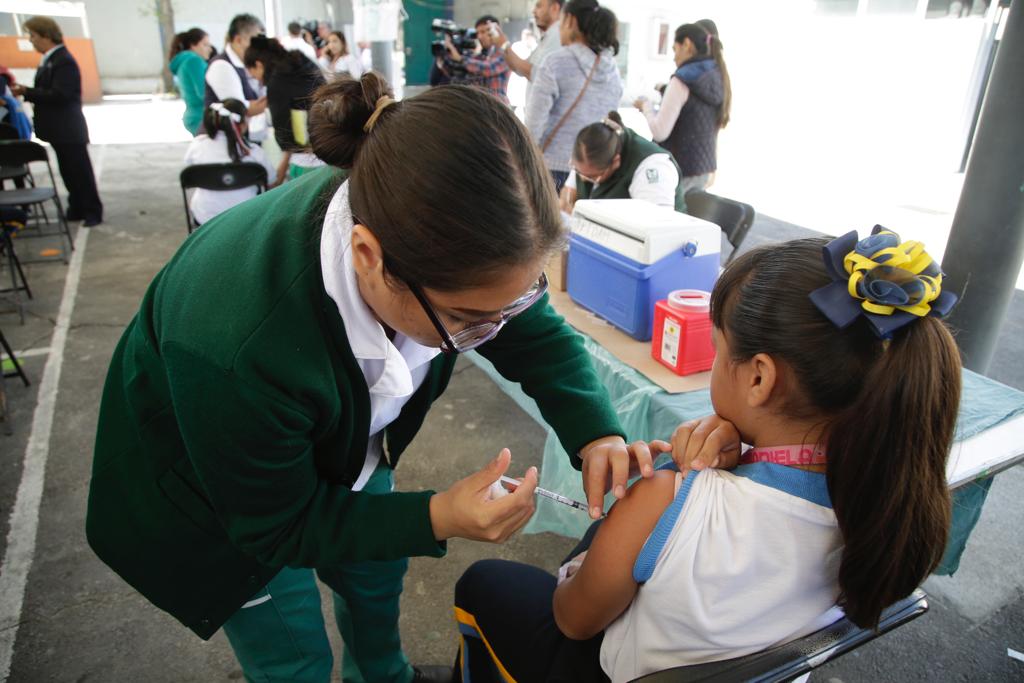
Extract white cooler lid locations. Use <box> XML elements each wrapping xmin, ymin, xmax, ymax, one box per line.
<box><xmin>571</xmin><ymin>199</ymin><xmax>721</xmax><ymax>264</ymax></box>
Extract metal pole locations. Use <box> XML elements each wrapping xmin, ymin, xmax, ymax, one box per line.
<box><xmin>941</xmin><ymin>0</ymin><xmax>1024</xmax><ymax>375</ymax></box>
<box><xmin>370</xmin><ymin>40</ymin><xmax>394</xmax><ymax>84</ymax></box>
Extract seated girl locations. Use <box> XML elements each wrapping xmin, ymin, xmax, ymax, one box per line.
<box><xmin>453</xmin><ymin>231</ymin><xmax>961</xmax><ymax>682</ymax></box>
<box><xmin>183</xmin><ymin>100</ymin><xmax>277</xmax><ymax>227</ymax></box>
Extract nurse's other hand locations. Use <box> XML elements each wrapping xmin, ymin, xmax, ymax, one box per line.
<box><xmin>581</xmin><ymin>436</ymin><xmax>655</xmax><ymax>519</ymax></box>
<box><xmin>429</xmin><ymin>448</ymin><xmax>538</xmax><ymax>543</ymax></box>
<box><xmin>648</xmin><ymin>415</ymin><xmax>742</xmax><ymax>474</ymax></box>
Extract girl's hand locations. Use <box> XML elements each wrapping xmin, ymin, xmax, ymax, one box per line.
<box><xmin>428</xmin><ymin>449</ymin><xmax>537</xmax><ymax>543</ymax></box>
<box><xmin>633</xmin><ymin>96</ymin><xmax>649</xmax><ymax>111</ymax></box>
<box><xmin>580</xmin><ymin>436</ymin><xmax>656</xmax><ymax>519</ymax></box>
<box><xmin>649</xmin><ymin>415</ymin><xmax>742</xmax><ymax>474</ymax></box>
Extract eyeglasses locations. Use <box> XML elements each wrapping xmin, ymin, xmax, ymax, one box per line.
<box><xmin>406</xmin><ymin>272</ymin><xmax>549</xmax><ymax>354</ymax></box>
<box><xmin>572</xmin><ymin>163</ymin><xmax>612</xmax><ymax>185</ymax></box>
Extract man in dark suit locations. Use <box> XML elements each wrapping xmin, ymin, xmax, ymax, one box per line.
<box><xmin>11</xmin><ymin>16</ymin><xmax>102</xmax><ymax>226</ymax></box>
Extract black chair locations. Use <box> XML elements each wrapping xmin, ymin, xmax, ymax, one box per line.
<box><xmin>630</xmin><ymin>589</ymin><xmax>929</xmax><ymax>683</ymax></box>
<box><xmin>180</xmin><ymin>163</ymin><xmax>269</xmax><ymax>234</ymax></box>
<box><xmin>0</xmin><ymin>215</ymin><xmax>32</xmax><ymax>324</ymax></box>
<box><xmin>0</xmin><ymin>140</ymin><xmax>73</xmax><ymax>262</ymax></box>
<box><xmin>0</xmin><ymin>325</ymin><xmax>30</xmax><ymax>436</ymax></box>
<box><xmin>684</xmin><ymin>192</ymin><xmax>755</xmax><ymax>265</ymax></box>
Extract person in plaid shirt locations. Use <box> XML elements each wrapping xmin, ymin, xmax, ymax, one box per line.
<box><xmin>443</xmin><ymin>15</ymin><xmax>511</xmax><ymax>105</ymax></box>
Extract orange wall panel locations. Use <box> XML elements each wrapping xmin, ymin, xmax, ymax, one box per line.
<box><xmin>0</xmin><ymin>37</ymin><xmax>102</xmax><ymax>103</ymax></box>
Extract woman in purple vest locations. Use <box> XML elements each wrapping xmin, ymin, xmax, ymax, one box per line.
<box><xmin>635</xmin><ymin>23</ymin><xmax>731</xmax><ymax>196</ymax></box>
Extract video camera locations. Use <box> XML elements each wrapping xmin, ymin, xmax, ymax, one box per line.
<box><xmin>430</xmin><ymin>18</ymin><xmax>478</xmax><ymax>58</ymax></box>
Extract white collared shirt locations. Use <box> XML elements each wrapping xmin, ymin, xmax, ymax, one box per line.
<box><xmin>280</xmin><ymin>35</ymin><xmax>318</xmax><ymax>64</ymax></box>
<box><xmin>565</xmin><ymin>153</ymin><xmax>679</xmax><ymax>207</ymax></box>
<box><xmin>320</xmin><ymin>182</ymin><xmax>441</xmax><ymax>491</ymax></box>
<box><xmin>38</xmin><ymin>43</ymin><xmax>64</xmax><ymax>68</ymax></box>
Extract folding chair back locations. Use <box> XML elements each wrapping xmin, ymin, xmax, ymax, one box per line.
<box><xmin>684</xmin><ymin>192</ymin><xmax>755</xmax><ymax>264</ymax></box>
<box><xmin>0</xmin><ymin>140</ymin><xmax>52</xmax><ymax>166</ymax></box>
<box><xmin>630</xmin><ymin>590</ymin><xmax>928</xmax><ymax>683</ymax></box>
<box><xmin>179</xmin><ymin>162</ymin><xmax>269</xmax><ymax>234</ymax></box>
<box><xmin>0</xmin><ymin>140</ymin><xmax>71</xmax><ymax>260</ymax></box>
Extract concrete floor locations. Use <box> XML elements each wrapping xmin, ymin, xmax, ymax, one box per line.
<box><xmin>0</xmin><ymin>140</ymin><xmax>1022</xmax><ymax>681</ymax></box>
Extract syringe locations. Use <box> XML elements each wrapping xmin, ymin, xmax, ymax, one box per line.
<box><xmin>499</xmin><ymin>475</ymin><xmax>591</xmax><ymax>514</ymax></box>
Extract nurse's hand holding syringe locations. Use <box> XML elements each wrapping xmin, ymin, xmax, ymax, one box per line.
<box><xmin>428</xmin><ymin>448</ymin><xmax>538</xmax><ymax>544</ymax></box>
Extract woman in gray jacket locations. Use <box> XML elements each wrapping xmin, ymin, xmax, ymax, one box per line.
<box><xmin>526</xmin><ymin>0</ymin><xmax>623</xmax><ymax>192</ymax></box>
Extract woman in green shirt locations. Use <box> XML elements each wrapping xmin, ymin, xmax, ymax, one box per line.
<box><xmin>87</xmin><ymin>73</ymin><xmax>659</xmax><ymax>683</ymax></box>
<box><xmin>168</xmin><ymin>28</ymin><xmax>212</xmax><ymax>136</ymax></box>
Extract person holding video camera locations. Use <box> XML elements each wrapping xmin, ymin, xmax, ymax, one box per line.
<box><xmin>443</xmin><ymin>15</ymin><xmax>511</xmax><ymax>105</ymax></box>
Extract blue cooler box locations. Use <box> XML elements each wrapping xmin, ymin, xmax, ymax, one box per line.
<box><xmin>567</xmin><ymin>199</ymin><xmax>720</xmax><ymax>341</ymax></box>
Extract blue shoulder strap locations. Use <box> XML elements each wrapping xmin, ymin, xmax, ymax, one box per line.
<box><xmin>633</xmin><ymin>469</ymin><xmax>700</xmax><ymax>583</ymax></box>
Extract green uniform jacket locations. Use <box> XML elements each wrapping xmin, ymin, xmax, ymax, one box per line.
<box><xmin>86</xmin><ymin>168</ymin><xmax>625</xmax><ymax>640</ymax></box>
<box><xmin>576</xmin><ymin>128</ymin><xmax>687</xmax><ymax>212</ymax></box>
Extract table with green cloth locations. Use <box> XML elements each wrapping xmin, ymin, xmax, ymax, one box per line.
<box><xmin>467</xmin><ymin>335</ymin><xmax>1024</xmax><ymax>575</ymax></box>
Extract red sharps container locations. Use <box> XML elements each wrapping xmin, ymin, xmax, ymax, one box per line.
<box><xmin>651</xmin><ymin>290</ymin><xmax>715</xmax><ymax>376</ymax></box>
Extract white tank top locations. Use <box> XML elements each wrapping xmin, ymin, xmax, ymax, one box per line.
<box><xmin>599</xmin><ymin>463</ymin><xmax>845</xmax><ymax>683</ymax></box>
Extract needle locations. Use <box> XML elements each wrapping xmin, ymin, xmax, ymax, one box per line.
<box><xmin>499</xmin><ymin>475</ymin><xmax>592</xmax><ymax>514</ymax></box>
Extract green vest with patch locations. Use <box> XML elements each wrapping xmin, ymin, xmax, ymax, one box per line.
<box><xmin>575</xmin><ymin>128</ymin><xmax>687</xmax><ymax>212</ymax></box>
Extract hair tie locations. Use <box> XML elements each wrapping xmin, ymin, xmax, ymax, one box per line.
<box><xmin>363</xmin><ymin>96</ymin><xmax>396</xmax><ymax>133</ymax></box>
<box><xmin>601</xmin><ymin>117</ymin><xmax>623</xmax><ymax>136</ymax></box>
<box><xmin>706</xmin><ymin>33</ymin><xmax>713</xmax><ymax>50</ymax></box>
<box><xmin>209</xmin><ymin>102</ymin><xmax>242</xmax><ymax>124</ymax></box>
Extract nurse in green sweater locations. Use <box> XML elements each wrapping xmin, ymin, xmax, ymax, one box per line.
<box><xmin>560</xmin><ymin>110</ymin><xmax>687</xmax><ymax>213</ymax></box>
<box><xmin>87</xmin><ymin>73</ymin><xmax>659</xmax><ymax>683</ymax></box>
<box><xmin>168</xmin><ymin>28</ymin><xmax>213</xmax><ymax>136</ymax></box>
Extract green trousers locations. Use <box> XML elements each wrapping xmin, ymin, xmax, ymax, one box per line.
<box><xmin>223</xmin><ymin>465</ymin><xmax>414</xmax><ymax>683</ymax></box>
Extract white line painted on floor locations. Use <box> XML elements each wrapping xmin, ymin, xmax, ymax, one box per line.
<box><xmin>0</xmin><ymin>147</ymin><xmax>103</xmax><ymax>681</ymax></box>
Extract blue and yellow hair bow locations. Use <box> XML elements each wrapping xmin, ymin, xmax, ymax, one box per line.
<box><xmin>809</xmin><ymin>225</ymin><xmax>958</xmax><ymax>339</ymax></box>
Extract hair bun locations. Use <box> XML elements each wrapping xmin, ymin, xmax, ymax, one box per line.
<box><xmin>308</xmin><ymin>71</ymin><xmax>394</xmax><ymax>169</ymax></box>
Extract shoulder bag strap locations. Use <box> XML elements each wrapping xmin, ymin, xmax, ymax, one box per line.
<box><xmin>541</xmin><ymin>54</ymin><xmax>601</xmax><ymax>153</ymax></box>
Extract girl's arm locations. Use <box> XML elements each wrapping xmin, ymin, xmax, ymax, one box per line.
<box><xmin>641</xmin><ymin>77</ymin><xmax>689</xmax><ymax>143</ymax></box>
<box><xmin>553</xmin><ymin>470</ymin><xmax>678</xmax><ymax>640</ymax></box>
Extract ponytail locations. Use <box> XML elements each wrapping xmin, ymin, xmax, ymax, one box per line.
<box><xmin>564</xmin><ymin>0</ymin><xmax>619</xmax><ymax>55</ymax></box>
<box><xmin>826</xmin><ymin>317</ymin><xmax>958</xmax><ymax>627</ymax></box>
<box><xmin>169</xmin><ymin>27</ymin><xmax>207</xmax><ymax>61</ymax></box>
<box><xmin>573</xmin><ymin>110</ymin><xmax>625</xmax><ymax>168</ymax></box>
<box><xmin>708</xmin><ymin>34</ymin><xmax>731</xmax><ymax>128</ymax></box>
<box><xmin>203</xmin><ymin>99</ymin><xmax>250</xmax><ymax>164</ymax></box>
<box><xmin>710</xmin><ymin>238</ymin><xmax>961</xmax><ymax>629</ymax></box>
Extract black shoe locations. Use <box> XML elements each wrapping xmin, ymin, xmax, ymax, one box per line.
<box><xmin>82</xmin><ymin>217</ymin><xmax>102</xmax><ymax>227</ymax></box>
<box><xmin>412</xmin><ymin>665</ymin><xmax>453</xmax><ymax>683</ymax></box>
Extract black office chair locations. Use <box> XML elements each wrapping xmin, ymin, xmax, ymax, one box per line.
<box><xmin>180</xmin><ymin>163</ymin><xmax>269</xmax><ymax>234</ymax></box>
<box><xmin>0</xmin><ymin>140</ymin><xmax>73</xmax><ymax>262</ymax></box>
<box><xmin>630</xmin><ymin>589</ymin><xmax>929</xmax><ymax>683</ymax></box>
<box><xmin>684</xmin><ymin>192</ymin><xmax>755</xmax><ymax>265</ymax></box>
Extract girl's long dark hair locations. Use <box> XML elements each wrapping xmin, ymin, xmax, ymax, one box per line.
<box><xmin>674</xmin><ymin>23</ymin><xmax>731</xmax><ymax>128</ymax></box>
<box><xmin>202</xmin><ymin>99</ymin><xmax>250</xmax><ymax>163</ymax></box>
<box><xmin>169</xmin><ymin>28</ymin><xmax>207</xmax><ymax>61</ymax></box>
<box><xmin>710</xmin><ymin>239</ymin><xmax>960</xmax><ymax>628</ymax></box>
<box><xmin>243</xmin><ymin>35</ymin><xmax>309</xmax><ymax>80</ymax></box>
<box><xmin>307</xmin><ymin>72</ymin><xmax>563</xmax><ymax>292</ymax></box>
<box><xmin>564</xmin><ymin>0</ymin><xmax>619</xmax><ymax>55</ymax></box>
